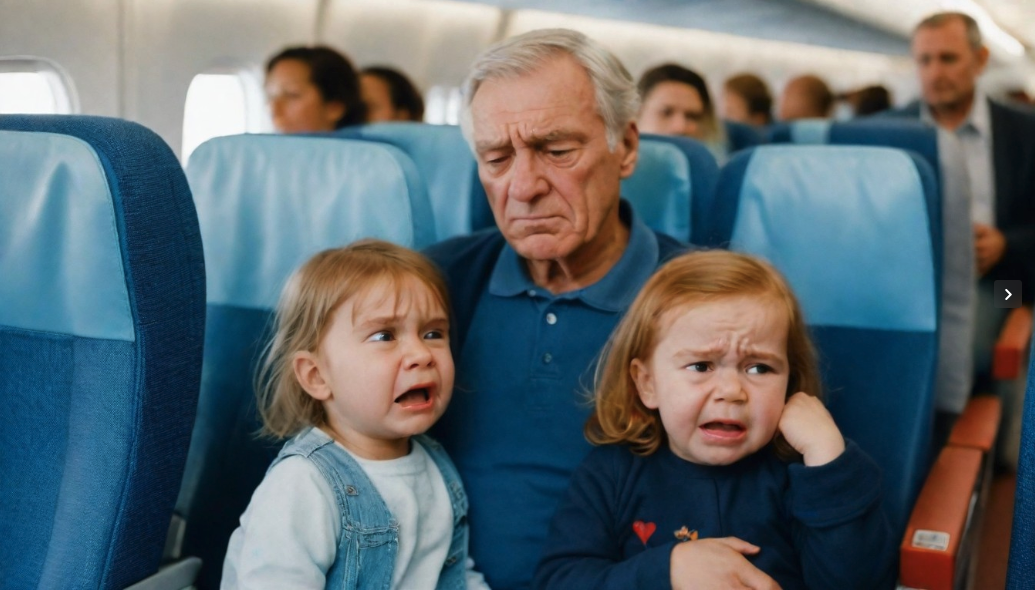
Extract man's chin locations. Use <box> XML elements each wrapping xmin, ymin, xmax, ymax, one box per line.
<box><xmin>510</xmin><ymin>236</ymin><xmax>577</xmax><ymax>263</ymax></box>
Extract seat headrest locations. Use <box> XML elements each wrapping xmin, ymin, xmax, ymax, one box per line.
<box><xmin>339</xmin><ymin>122</ymin><xmax>482</xmax><ymax>240</ymax></box>
<box><xmin>727</xmin><ymin>145</ymin><xmax>937</xmax><ymax>332</ymax></box>
<box><xmin>187</xmin><ymin>134</ymin><xmax>435</xmax><ymax>310</ymax></box>
<box><xmin>622</xmin><ymin>138</ymin><xmax>694</xmax><ymax>242</ymax></box>
<box><xmin>0</xmin><ymin>130</ymin><xmax>133</xmax><ymax>341</ymax></box>
<box><xmin>622</xmin><ymin>134</ymin><xmax>718</xmax><ymax>243</ymax></box>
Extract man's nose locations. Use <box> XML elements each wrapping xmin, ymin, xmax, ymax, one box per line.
<box><xmin>507</xmin><ymin>151</ymin><xmax>549</xmax><ymax>202</ymax></box>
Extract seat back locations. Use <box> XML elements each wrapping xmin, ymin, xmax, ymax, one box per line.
<box><xmin>767</xmin><ymin>118</ymin><xmax>974</xmax><ymax>414</ymax></box>
<box><xmin>0</xmin><ymin>115</ymin><xmax>206</xmax><ymax>589</ymax></box>
<box><xmin>178</xmin><ymin>133</ymin><xmax>433</xmax><ymax>588</ymax></box>
<box><xmin>1008</xmin><ymin>340</ymin><xmax>1035</xmax><ymax>589</ymax></box>
<box><xmin>621</xmin><ymin>133</ymin><xmax>718</xmax><ymax>243</ymax></box>
<box><xmin>724</xmin><ymin>119</ymin><xmax>765</xmax><ymax>153</ymax></box>
<box><xmin>706</xmin><ymin>145</ymin><xmax>940</xmax><ymax>539</ymax></box>
<box><xmin>337</xmin><ymin>122</ymin><xmax>487</xmax><ymax>240</ymax></box>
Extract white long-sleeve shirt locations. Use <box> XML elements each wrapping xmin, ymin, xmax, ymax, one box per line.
<box><xmin>222</xmin><ymin>436</ymin><xmax>491</xmax><ymax>590</ymax></box>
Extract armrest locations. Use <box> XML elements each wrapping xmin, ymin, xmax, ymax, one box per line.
<box><xmin>900</xmin><ymin>446</ymin><xmax>983</xmax><ymax>590</ymax></box>
<box><xmin>948</xmin><ymin>395</ymin><xmax>1002</xmax><ymax>452</ymax></box>
<box><xmin>993</xmin><ymin>305</ymin><xmax>1032</xmax><ymax>380</ymax></box>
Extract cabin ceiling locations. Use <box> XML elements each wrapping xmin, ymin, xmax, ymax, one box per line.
<box><xmin>456</xmin><ymin>0</ymin><xmax>913</xmax><ymax>55</ymax></box>
<box><xmin>963</xmin><ymin>0</ymin><xmax>1035</xmax><ymax>51</ymax></box>
<box><xmin>804</xmin><ymin>0</ymin><xmax>1032</xmax><ymax>62</ymax></box>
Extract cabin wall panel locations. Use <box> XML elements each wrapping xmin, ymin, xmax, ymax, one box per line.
<box><xmin>323</xmin><ymin>0</ymin><xmax>501</xmax><ymax>91</ymax></box>
<box><xmin>124</xmin><ymin>0</ymin><xmax>320</xmax><ymax>155</ymax></box>
<box><xmin>0</xmin><ymin>0</ymin><xmax>121</xmax><ymax>116</ymax></box>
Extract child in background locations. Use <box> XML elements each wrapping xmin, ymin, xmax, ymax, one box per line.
<box><xmin>222</xmin><ymin>240</ymin><xmax>489</xmax><ymax>590</ymax></box>
<box><xmin>535</xmin><ymin>250</ymin><xmax>895</xmax><ymax>590</ymax></box>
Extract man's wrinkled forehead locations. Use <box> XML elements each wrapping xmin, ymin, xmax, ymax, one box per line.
<box><xmin>470</xmin><ymin>57</ymin><xmax>598</xmax><ymax>132</ymax></box>
<box><xmin>468</xmin><ymin>46</ymin><xmax>570</xmax><ymax>100</ymax></box>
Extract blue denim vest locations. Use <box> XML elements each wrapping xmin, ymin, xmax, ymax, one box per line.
<box><xmin>271</xmin><ymin>427</ymin><xmax>470</xmax><ymax>590</ymax></box>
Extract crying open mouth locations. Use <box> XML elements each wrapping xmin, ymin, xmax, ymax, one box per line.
<box><xmin>395</xmin><ymin>388</ymin><xmax>430</xmax><ymax>406</ymax></box>
<box><xmin>702</xmin><ymin>422</ymin><xmax>744</xmax><ymax>432</ymax></box>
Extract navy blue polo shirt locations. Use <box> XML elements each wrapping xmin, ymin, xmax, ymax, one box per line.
<box><xmin>430</xmin><ymin>210</ymin><xmax>665</xmax><ymax>590</ymax></box>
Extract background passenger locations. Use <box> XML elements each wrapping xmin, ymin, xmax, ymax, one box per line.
<box><xmin>840</xmin><ymin>84</ymin><xmax>893</xmax><ymax>117</ymax></box>
<box><xmin>265</xmin><ymin>45</ymin><xmax>366</xmax><ymax>133</ymax></box>
<box><xmin>361</xmin><ymin>66</ymin><xmax>426</xmax><ymax>122</ymax></box>
<box><xmin>637</xmin><ymin>63</ymin><xmax>729</xmax><ymax>160</ymax></box>
<box><xmin>222</xmin><ymin>240</ymin><xmax>488</xmax><ymax>590</ymax></box>
<box><xmin>778</xmin><ymin>74</ymin><xmax>835</xmax><ymax>120</ymax></box>
<box><xmin>887</xmin><ymin>11</ymin><xmax>1035</xmax><ymax>458</ymax></box>
<box><xmin>536</xmin><ymin>250</ymin><xmax>894</xmax><ymax>590</ymax></box>
<box><xmin>722</xmin><ymin>73</ymin><xmax>774</xmax><ymax>127</ymax></box>
<box><xmin>425</xmin><ymin>28</ymin><xmax>687</xmax><ymax>590</ymax></box>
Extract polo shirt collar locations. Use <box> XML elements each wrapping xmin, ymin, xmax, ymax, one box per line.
<box><xmin>488</xmin><ymin>200</ymin><xmax>659</xmax><ymax>312</ymax></box>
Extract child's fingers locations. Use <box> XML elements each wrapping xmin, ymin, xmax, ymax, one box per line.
<box><xmin>780</xmin><ymin>391</ymin><xmax>845</xmax><ymax>466</ymax></box>
<box><xmin>739</xmin><ymin>568</ymin><xmax>783</xmax><ymax>590</ymax></box>
<box><xmin>714</xmin><ymin>536</ymin><xmax>761</xmax><ymax>555</ymax></box>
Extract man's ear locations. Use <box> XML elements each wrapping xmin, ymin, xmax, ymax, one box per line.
<box><xmin>976</xmin><ymin>45</ymin><xmax>990</xmax><ymax>74</ymax></box>
<box><xmin>630</xmin><ymin>358</ymin><xmax>658</xmax><ymax>409</ymax></box>
<box><xmin>618</xmin><ymin>121</ymin><xmax>639</xmax><ymax>180</ymax></box>
<box><xmin>293</xmin><ymin>351</ymin><xmax>332</xmax><ymax>401</ymax></box>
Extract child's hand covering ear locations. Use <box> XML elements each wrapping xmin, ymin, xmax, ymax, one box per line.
<box><xmin>778</xmin><ymin>392</ymin><xmax>845</xmax><ymax>466</ymax></box>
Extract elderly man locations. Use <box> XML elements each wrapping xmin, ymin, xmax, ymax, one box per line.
<box><xmin>889</xmin><ymin>12</ymin><xmax>1035</xmax><ymax>402</ymax></box>
<box><xmin>426</xmin><ymin>29</ymin><xmax>777</xmax><ymax>590</ymax></box>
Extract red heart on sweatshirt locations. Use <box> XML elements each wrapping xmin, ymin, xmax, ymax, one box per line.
<box><xmin>632</xmin><ymin>520</ymin><xmax>656</xmax><ymax>545</ymax></box>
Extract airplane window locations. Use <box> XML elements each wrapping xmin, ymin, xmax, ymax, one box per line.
<box><xmin>182</xmin><ymin>72</ymin><xmax>264</xmax><ymax>163</ymax></box>
<box><xmin>424</xmin><ymin>85</ymin><xmax>462</xmax><ymax>125</ymax></box>
<box><xmin>0</xmin><ymin>59</ymin><xmax>76</xmax><ymax>114</ymax></box>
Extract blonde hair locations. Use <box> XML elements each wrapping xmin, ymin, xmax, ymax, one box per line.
<box><xmin>586</xmin><ymin>250</ymin><xmax>822</xmax><ymax>459</ymax></box>
<box><xmin>256</xmin><ymin>239</ymin><xmax>451</xmax><ymax>438</ymax></box>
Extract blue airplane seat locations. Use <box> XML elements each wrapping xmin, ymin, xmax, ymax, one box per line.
<box><xmin>706</xmin><ymin>144</ymin><xmax>941</xmax><ymax>542</ymax></box>
<box><xmin>1008</xmin><ymin>339</ymin><xmax>1035</xmax><ymax>589</ymax></box>
<box><xmin>621</xmin><ymin>133</ymin><xmax>718</xmax><ymax>243</ymax></box>
<box><xmin>0</xmin><ymin>115</ymin><xmax>206</xmax><ymax>589</ymax></box>
<box><xmin>766</xmin><ymin>117</ymin><xmax>975</xmax><ymax>421</ymax></box>
<box><xmin>767</xmin><ymin>119</ymin><xmax>939</xmax><ymax>171</ymax></box>
<box><xmin>724</xmin><ymin>119</ymin><xmax>765</xmax><ymax>153</ymax></box>
<box><xmin>337</xmin><ymin>122</ymin><xmax>487</xmax><ymax>240</ymax></box>
<box><xmin>177</xmin><ymin>133</ymin><xmax>434</xmax><ymax>588</ymax></box>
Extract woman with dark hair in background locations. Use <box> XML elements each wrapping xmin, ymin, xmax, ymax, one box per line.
<box><xmin>637</xmin><ymin>63</ymin><xmax>729</xmax><ymax>161</ymax></box>
<box><xmin>265</xmin><ymin>45</ymin><xmax>366</xmax><ymax>133</ymax></box>
<box><xmin>361</xmin><ymin>66</ymin><xmax>425</xmax><ymax>122</ymax></box>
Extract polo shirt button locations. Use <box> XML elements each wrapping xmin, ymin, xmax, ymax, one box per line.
<box><xmin>546</xmin><ymin>313</ymin><xmax>557</xmax><ymax>325</ymax></box>
<box><xmin>543</xmin><ymin>353</ymin><xmax>553</xmax><ymax>364</ymax></box>
<box><xmin>527</xmin><ymin>289</ymin><xmax>537</xmax><ymax>297</ymax></box>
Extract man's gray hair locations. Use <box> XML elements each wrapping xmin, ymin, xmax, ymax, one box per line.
<box><xmin>459</xmin><ymin>28</ymin><xmax>640</xmax><ymax>151</ymax></box>
<box><xmin>914</xmin><ymin>11</ymin><xmax>983</xmax><ymax>51</ymax></box>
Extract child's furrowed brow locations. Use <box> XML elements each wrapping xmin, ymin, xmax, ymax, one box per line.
<box><xmin>672</xmin><ymin>345</ymin><xmax>724</xmax><ymax>358</ymax></box>
<box><xmin>354</xmin><ymin>315</ymin><xmax>400</xmax><ymax>330</ymax></box>
<box><xmin>741</xmin><ymin>347</ymin><xmax>787</xmax><ymax>364</ymax></box>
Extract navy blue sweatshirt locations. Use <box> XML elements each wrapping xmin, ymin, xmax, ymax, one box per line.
<box><xmin>534</xmin><ymin>440</ymin><xmax>896</xmax><ymax>590</ymax></box>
